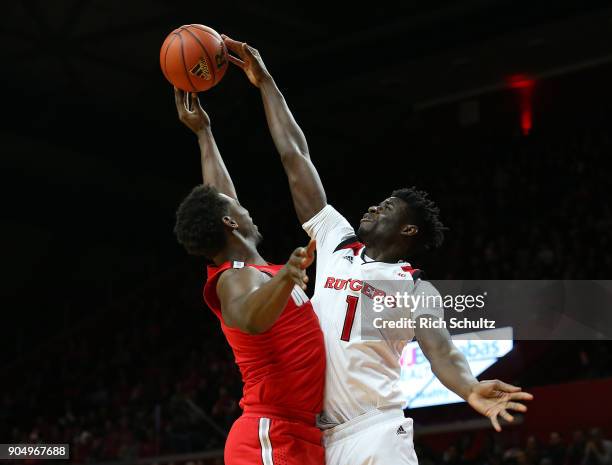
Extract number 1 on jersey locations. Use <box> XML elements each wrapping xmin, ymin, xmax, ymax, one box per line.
<box><xmin>341</xmin><ymin>295</ymin><xmax>359</xmax><ymax>341</ymax></box>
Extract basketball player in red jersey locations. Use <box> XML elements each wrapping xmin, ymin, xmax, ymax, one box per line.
<box><xmin>172</xmin><ymin>88</ymin><xmax>326</xmax><ymax>465</ymax></box>
<box><xmin>223</xmin><ymin>36</ymin><xmax>533</xmax><ymax>465</ymax></box>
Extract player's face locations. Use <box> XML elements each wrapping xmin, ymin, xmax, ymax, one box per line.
<box><xmin>222</xmin><ymin>195</ymin><xmax>263</xmax><ymax>244</ymax></box>
<box><xmin>357</xmin><ymin>197</ymin><xmax>410</xmax><ymax>245</ymax></box>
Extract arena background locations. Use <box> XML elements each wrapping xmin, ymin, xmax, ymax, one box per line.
<box><xmin>1</xmin><ymin>0</ymin><xmax>611</xmax><ymax>464</ymax></box>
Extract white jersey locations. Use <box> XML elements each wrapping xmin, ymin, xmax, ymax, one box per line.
<box><xmin>303</xmin><ymin>205</ymin><xmax>443</xmax><ymax>429</ymax></box>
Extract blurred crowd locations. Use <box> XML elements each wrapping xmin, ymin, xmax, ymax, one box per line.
<box><xmin>420</xmin><ymin>428</ymin><xmax>612</xmax><ymax>465</ymax></box>
<box><xmin>2</xmin><ymin>271</ymin><xmax>241</xmax><ymax>463</ymax></box>
<box><xmin>409</xmin><ymin>125</ymin><xmax>612</xmax><ymax>280</ymax></box>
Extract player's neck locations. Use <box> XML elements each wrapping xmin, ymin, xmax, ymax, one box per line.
<box><xmin>214</xmin><ymin>236</ymin><xmax>267</xmax><ymax>266</ymax></box>
<box><xmin>363</xmin><ymin>244</ymin><xmax>407</xmax><ymax>264</ymax></box>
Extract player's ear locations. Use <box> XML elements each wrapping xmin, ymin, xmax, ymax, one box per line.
<box><xmin>222</xmin><ymin>216</ymin><xmax>239</xmax><ymax>230</ymax></box>
<box><xmin>401</xmin><ymin>224</ymin><xmax>418</xmax><ymax>237</ymax></box>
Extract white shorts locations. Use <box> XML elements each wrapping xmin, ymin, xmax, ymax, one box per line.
<box><xmin>323</xmin><ymin>408</ymin><xmax>418</xmax><ymax>465</ymax></box>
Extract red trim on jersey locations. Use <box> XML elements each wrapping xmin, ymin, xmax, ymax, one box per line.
<box><xmin>401</xmin><ymin>265</ymin><xmax>423</xmax><ymax>280</ymax></box>
<box><xmin>338</xmin><ymin>240</ymin><xmax>365</xmax><ymax>256</ymax></box>
<box><xmin>401</xmin><ymin>265</ymin><xmax>416</xmax><ymax>274</ymax></box>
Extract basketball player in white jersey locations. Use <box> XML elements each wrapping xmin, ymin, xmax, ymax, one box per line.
<box><xmin>223</xmin><ymin>36</ymin><xmax>533</xmax><ymax>465</ymax></box>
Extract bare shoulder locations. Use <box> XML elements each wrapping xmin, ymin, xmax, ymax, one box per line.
<box><xmin>216</xmin><ymin>266</ymin><xmax>268</xmax><ymax>296</ymax></box>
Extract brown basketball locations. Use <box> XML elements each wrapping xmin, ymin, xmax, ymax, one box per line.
<box><xmin>160</xmin><ymin>24</ymin><xmax>228</xmax><ymax>92</ymax></box>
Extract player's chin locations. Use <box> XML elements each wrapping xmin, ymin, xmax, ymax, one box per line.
<box><xmin>357</xmin><ymin>221</ymin><xmax>372</xmax><ymax>237</ymax></box>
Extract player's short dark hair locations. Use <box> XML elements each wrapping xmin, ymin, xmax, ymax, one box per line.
<box><xmin>174</xmin><ymin>184</ymin><xmax>230</xmax><ymax>257</ymax></box>
<box><xmin>391</xmin><ymin>187</ymin><xmax>446</xmax><ymax>252</ymax></box>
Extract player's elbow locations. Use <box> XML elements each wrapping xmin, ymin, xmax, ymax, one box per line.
<box><xmin>226</xmin><ymin>317</ymin><xmax>266</xmax><ymax>335</ymax></box>
<box><xmin>241</xmin><ymin>320</ymin><xmax>267</xmax><ymax>335</ymax></box>
<box><xmin>416</xmin><ymin>327</ymin><xmax>454</xmax><ymax>361</ymax></box>
<box><xmin>420</xmin><ymin>341</ymin><xmax>448</xmax><ymax>363</ymax></box>
<box><xmin>240</xmin><ymin>325</ymin><xmax>260</xmax><ymax>335</ymax></box>
<box><xmin>240</xmin><ymin>312</ymin><xmax>273</xmax><ymax>335</ymax></box>
<box><xmin>279</xmin><ymin>149</ymin><xmax>309</xmax><ymax>164</ymax></box>
<box><xmin>222</xmin><ymin>306</ymin><xmax>264</xmax><ymax>334</ymax></box>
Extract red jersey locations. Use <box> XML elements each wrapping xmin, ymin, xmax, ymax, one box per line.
<box><xmin>203</xmin><ymin>261</ymin><xmax>325</xmax><ymax>424</ymax></box>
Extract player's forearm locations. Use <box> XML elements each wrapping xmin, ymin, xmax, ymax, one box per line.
<box><xmin>258</xmin><ymin>76</ymin><xmax>327</xmax><ymax>223</ymax></box>
<box><xmin>427</xmin><ymin>343</ymin><xmax>478</xmax><ymax>400</ymax></box>
<box><xmin>259</xmin><ymin>76</ymin><xmax>309</xmax><ymax>160</ymax></box>
<box><xmin>197</xmin><ymin>128</ymin><xmax>238</xmax><ymax>199</ymax></box>
<box><xmin>233</xmin><ymin>269</ymin><xmax>295</xmax><ymax>334</ymax></box>
<box><xmin>416</xmin><ymin>324</ymin><xmax>478</xmax><ymax>400</ymax></box>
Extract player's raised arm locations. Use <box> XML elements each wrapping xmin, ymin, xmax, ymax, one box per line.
<box><xmin>174</xmin><ymin>87</ymin><xmax>238</xmax><ymax>200</ymax></box>
<box><xmin>222</xmin><ymin>35</ymin><xmax>326</xmax><ymax>224</ymax></box>
<box><xmin>415</xmin><ymin>319</ymin><xmax>533</xmax><ymax>432</ymax></box>
<box><xmin>217</xmin><ymin>240</ymin><xmax>315</xmax><ymax>334</ymax></box>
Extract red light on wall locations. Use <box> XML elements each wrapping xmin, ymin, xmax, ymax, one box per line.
<box><xmin>521</xmin><ymin>107</ymin><xmax>532</xmax><ymax>136</ymax></box>
<box><xmin>507</xmin><ymin>74</ymin><xmax>534</xmax><ymax>89</ymax></box>
<box><xmin>507</xmin><ymin>74</ymin><xmax>535</xmax><ymax>136</ymax></box>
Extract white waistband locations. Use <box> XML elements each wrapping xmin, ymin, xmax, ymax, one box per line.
<box><xmin>322</xmin><ymin>407</ymin><xmax>409</xmax><ymax>446</ymax></box>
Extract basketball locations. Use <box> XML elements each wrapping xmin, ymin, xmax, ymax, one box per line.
<box><xmin>160</xmin><ymin>24</ymin><xmax>228</xmax><ymax>92</ymax></box>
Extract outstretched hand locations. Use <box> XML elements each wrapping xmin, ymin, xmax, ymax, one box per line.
<box><xmin>284</xmin><ymin>240</ymin><xmax>316</xmax><ymax>290</ymax></box>
<box><xmin>467</xmin><ymin>380</ymin><xmax>534</xmax><ymax>432</ymax></box>
<box><xmin>222</xmin><ymin>34</ymin><xmax>271</xmax><ymax>87</ymax></box>
<box><xmin>174</xmin><ymin>87</ymin><xmax>210</xmax><ymax>135</ymax></box>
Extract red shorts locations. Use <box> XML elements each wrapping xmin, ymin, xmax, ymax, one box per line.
<box><xmin>224</xmin><ymin>409</ymin><xmax>324</xmax><ymax>465</ymax></box>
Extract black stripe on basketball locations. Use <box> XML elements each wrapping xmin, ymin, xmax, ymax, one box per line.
<box><xmin>177</xmin><ymin>32</ymin><xmax>197</xmax><ymax>92</ymax></box>
<box><xmin>162</xmin><ymin>33</ymin><xmax>179</xmax><ymax>82</ymax></box>
<box><xmin>188</xmin><ymin>24</ymin><xmax>222</xmax><ymax>41</ymax></box>
<box><xmin>181</xmin><ymin>27</ymin><xmax>216</xmax><ymax>83</ymax></box>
